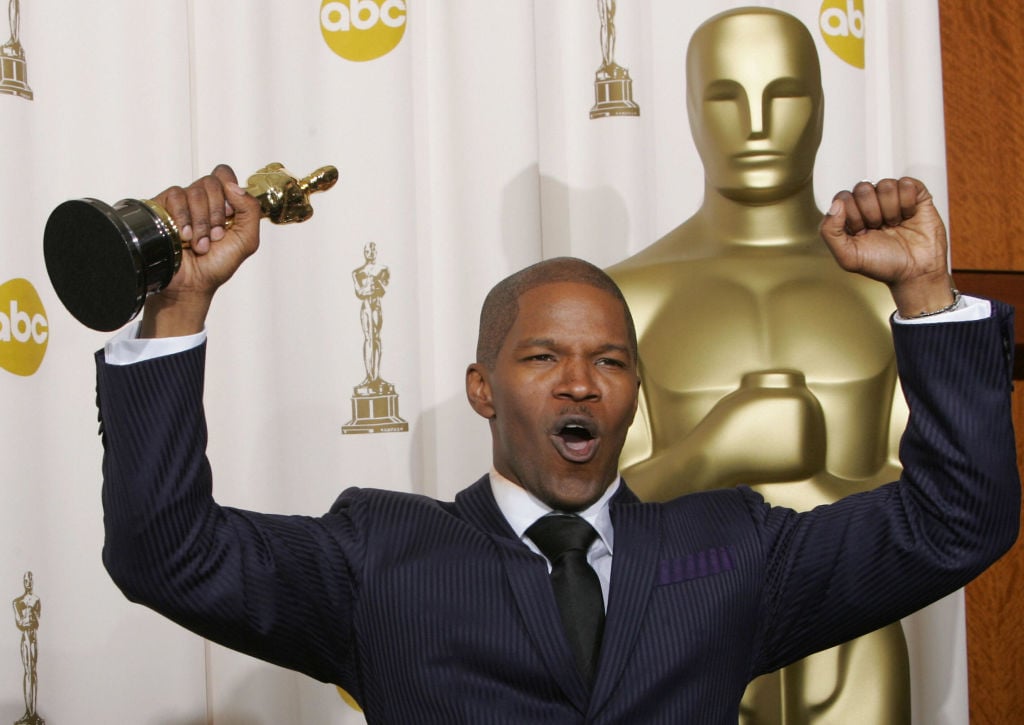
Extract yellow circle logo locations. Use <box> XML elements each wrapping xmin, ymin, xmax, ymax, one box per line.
<box><xmin>819</xmin><ymin>0</ymin><xmax>865</xmax><ymax>69</ymax></box>
<box><xmin>321</xmin><ymin>0</ymin><xmax>408</xmax><ymax>62</ymax></box>
<box><xmin>0</xmin><ymin>278</ymin><xmax>49</xmax><ymax>377</ymax></box>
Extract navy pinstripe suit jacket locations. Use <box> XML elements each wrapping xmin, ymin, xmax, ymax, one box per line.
<box><xmin>97</xmin><ymin>302</ymin><xmax>1020</xmax><ymax>724</ymax></box>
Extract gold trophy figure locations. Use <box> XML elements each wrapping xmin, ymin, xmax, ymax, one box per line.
<box><xmin>43</xmin><ymin>163</ymin><xmax>338</xmax><ymax>331</ymax></box>
<box><xmin>13</xmin><ymin>572</ymin><xmax>43</xmax><ymax>725</ymax></box>
<box><xmin>608</xmin><ymin>8</ymin><xmax>910</xmax><ymax>723</ymax></box>
<box><xmin>342</xmin><ymin>242</ymin><xmax>408</xmax><ymax>434</ymax></box>
<box><xmin>353</xmin><ymin>242</ymin><xmax>390</xmax><ymax>395</ymax></box>
<box><xmin>590</xmin><ymin>0</ymin><xmax>639</xmax><ymax>118</ymax></box>
<box><xmin>0</xmin><ymin>0</ymin><xmax>32</xmax><ymax>99</ymax></box>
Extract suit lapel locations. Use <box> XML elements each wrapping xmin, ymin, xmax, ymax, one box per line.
<box><xmin>454</xmin><ymin>477</ymin><xmax>591</xmax><ymax>712</ymax></box>
<box><xmin>588</xmin><ymin>483</ymin><xmax>661</xmax><ymax>719</ymax></box>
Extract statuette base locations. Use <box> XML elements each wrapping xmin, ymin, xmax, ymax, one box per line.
<box><xmin>590</xmin><ymin>68</ymin><xmax>640</xmax><ymax>118</ymax></box>
<box><xmin>342</xmin><ymin>391</ymin><xmax>408</xmax><ymax>434</ymax></box>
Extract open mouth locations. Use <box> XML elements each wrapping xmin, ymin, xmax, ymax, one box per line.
<box><xmin>552</xmin><ymin>418</ymin><xmax>598</xmax><ymax>462</ymax></box>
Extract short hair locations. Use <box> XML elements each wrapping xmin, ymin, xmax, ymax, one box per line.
<box><xmin>475</xmin><ymin>257</ymin><xmax>638</xmax><ymax>369</ymax></box>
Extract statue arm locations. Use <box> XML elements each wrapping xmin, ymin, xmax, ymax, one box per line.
<box><xmin>353</xmin><ymin>268</ymin><xmax>377</xmax><ymax>298</ymax></box>
<box><xmin>623</xmin><ymin>373</ymin><xmax>826</xmax><ymax>499</ymax></box>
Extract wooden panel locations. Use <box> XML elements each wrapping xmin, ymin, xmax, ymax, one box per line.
<box><xmin>940</xmin><ymin>2</ymin><xmax>1024</xmax><ymax>722</ymax></box>
<box><xmin>940</xmin><ymin>2</ymin><xmax>1024</xmax><ymax>271</ymax></box>
<box><xmin>964</xmin><ymin>388</ymin><xmax>1024</xmax><ymax>723</ymax></box>
<box><xmin>953</xmin><ymin>271</ymin><xmax>1024</xmax><ymax>378</ymax></box>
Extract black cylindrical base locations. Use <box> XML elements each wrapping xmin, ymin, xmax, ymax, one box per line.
<box><xmin>43</xmin><ymin>198</ymin><xmax>180</xmax><ymax>331</ymax></box>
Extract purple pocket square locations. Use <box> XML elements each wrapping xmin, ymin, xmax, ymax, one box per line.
<box><xmin>657</xmin><ymin>547</ymin><xmax>735</xmax><ymax>586</ymax></box>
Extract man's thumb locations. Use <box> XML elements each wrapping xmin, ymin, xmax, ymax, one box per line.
<box><xmin>820</xmin><ymin>198</ymin><xmax>848</xmax><ymax>240</ymax></box>
<box><xmin>224</xmin><ymin>182</ymin><xmax>262</xmax><ymax>254</ymax></box>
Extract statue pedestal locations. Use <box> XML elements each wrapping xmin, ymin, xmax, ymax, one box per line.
<box><xmin>590</xmin><ymin>67</ymin><xmax>639</xmax><ymax>118</ymax></box>
<box><xmin>0</xmin><ymin>47</ymin><xmax>32</xmax><ymax>99</ymax></box>
<box><xmin>342</xmin><ymin>387</ymin><xmax>408</xmax><ymax>434</ymax></box>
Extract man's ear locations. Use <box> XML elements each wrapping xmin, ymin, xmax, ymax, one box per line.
<box><xmin>466</xmin><ymin>363</ymin><xmax>496</xmax><ymax>419</ymax></box>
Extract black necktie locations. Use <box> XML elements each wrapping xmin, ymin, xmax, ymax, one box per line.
<box><xmin>526</xmin><ymin>513</ymin><xmax>605</xmax><ymax>685</ymax></box>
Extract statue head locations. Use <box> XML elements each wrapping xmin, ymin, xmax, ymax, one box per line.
<box><xmin>686</xmin><ymin>8</ymin><xmax>823</xmax><ymax>203</ymax></box>
<box><xmin>364</xmin><ymin>241</ymin><xmax>377</xmax><ymax>262</ymax></box>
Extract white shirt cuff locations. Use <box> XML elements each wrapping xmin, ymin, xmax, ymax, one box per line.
<box><xmin>893</xmin><ymin>294</ymin><xmax>990</xmax><ymax>324</ymax></box>
<box><xmin>103</xmin><ymin>320</ymin><xmax>207</xmax><ymax>366</ymax></box>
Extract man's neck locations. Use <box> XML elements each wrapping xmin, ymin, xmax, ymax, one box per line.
<box><xmin>488</xmin><ymin>469</ymin><xmax>620</xmax><ymax>544</ymax></box>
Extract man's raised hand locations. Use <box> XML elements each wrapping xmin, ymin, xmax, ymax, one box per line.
<box><xmin>819</xmin><ymin>177</ymin><xmax>955</xmax><ymax>318</ymax></box>
<box><xmin>139</xmin><ymin>165</ymin><xmax>262</xmax><ymax>338</ymax></box>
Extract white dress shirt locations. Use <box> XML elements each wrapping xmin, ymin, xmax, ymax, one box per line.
<box><xmin>489</xmin><ymin>468</ymin><xmax>617</xmax><ymax>609</ymax></box>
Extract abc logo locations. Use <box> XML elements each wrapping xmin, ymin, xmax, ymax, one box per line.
<box><xmin>820</xmin><ymin>0</ymin><xmax>865</xmax><ymax>69</ymax></box>
<box><xmin>321</xmin><ymin>0</ymin><xmax>407</xmax><ymax>62</ymax></box>
<box><xmin>0</xmin><ymin>278</ymin><xmax>48</xmax><ymax>377</ymax></box>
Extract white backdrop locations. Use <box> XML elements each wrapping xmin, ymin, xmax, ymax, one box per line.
<box><xmin>0</xmin><ymin>1</ymin><xmax>960</xmax><ymax>722</ymax></box>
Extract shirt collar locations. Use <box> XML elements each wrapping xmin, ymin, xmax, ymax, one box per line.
<box><xmin>488</xmin><ymin>468</ymin><xmax>618</xmax><ymax>554</ymax></box>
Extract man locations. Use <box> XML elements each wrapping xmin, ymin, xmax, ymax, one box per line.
<box><xmin>97</xmin><ymin>166</ymin><xmax>1019</xmax><ymax>723</ymax></box>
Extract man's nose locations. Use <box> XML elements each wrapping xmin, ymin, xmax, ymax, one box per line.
<box><xmin>554</xmin><ymin>358</ymin><xmax>600</xmax><ymax>401</ymax></box>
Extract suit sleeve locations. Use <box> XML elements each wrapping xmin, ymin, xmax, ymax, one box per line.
<box><xmin>749</xmin><ymin>300</ymin><xmax>1020</xmax><ymax>675</ymax></box>
<box><xmin>96</xmin><ymin>342</ymin><xmax>366</xmax><ymax>693</ymax></box>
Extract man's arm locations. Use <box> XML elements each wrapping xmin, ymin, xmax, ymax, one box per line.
<box><xmin>746</xmin><ymin>178</ymin><xmax>1021</xmax><ymax>673</ymax></box>
<box><xmin>749</xmin><ymin>299</ymin><xmax>1018</xmax><ymax>673</ymax></box>
<box><xmin>97</xmin><ymin>166</ymin><xmax>364</xmax><ymax>690</ymax></box>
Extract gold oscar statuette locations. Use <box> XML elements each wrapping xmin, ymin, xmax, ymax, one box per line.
<box><xmin>13</xmin><ymin>571</ymin><xmax>43</xmax><ymax>725</ymax></box>
<box><xmin>341</xmin><ymin>242</ymin><xmax>409</xmax><ymax>435</ymax></box>
<box><xmin>43</xmin><ymin>162</ymin><xmax>339</xmax><ymax>331</ymax></box>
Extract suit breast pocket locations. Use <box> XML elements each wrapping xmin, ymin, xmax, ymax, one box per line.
<box><xmin>656</xmin><ymin>546</ymin><xmax>736</xmax><ymax>586</ymax></box>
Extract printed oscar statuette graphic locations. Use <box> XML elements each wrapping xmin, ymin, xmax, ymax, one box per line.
<box><xmin>590</xmin><ymin>0</ymin><xmax>639</xmax><ymax>118</ymax></box>
<box><xmin>0</xmin><ymin>0</ymin><xmax>31</xmax><ymax>99</ymax></box>
<box><xmin>12</xmin><ymin>572</ymin><xmax>43</xmax><ymax>725</ymax></box>
<box><xmin>43</xmin><ymin>162</ymin><xmax>339</xmax><ymax>331</ymax></box>
<box><xmin>342</xmin><ymin>242</ymin><xmax>408</xmax><ymax>434</ymax></box>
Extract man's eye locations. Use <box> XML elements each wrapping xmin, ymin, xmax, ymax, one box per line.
<box><xmin>596</xmin><ymin>358</ymin><xmax>626</xmax><ymax>368</ymax></box>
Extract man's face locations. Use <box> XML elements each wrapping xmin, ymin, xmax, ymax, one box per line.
<box><xmin>467</xmin><ymin>282</ymin><xmax>640</xmax><ymax>511</ymax></box>
<box><xmin>687</xmin><ymin>12</ymin><xmax>823</xmax><ymax>202</ymax></box>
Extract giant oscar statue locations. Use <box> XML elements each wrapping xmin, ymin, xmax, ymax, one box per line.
<box><xmin>608</xmin><ymin>8</ymin><xmax>910</xmax><ymax>723</ymax></box>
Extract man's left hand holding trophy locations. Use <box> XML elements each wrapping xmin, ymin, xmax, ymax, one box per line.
<box><xmin>139</xmin><ymin>165</ymin><xmax>264</xmax><ymax>339</ymax></box>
